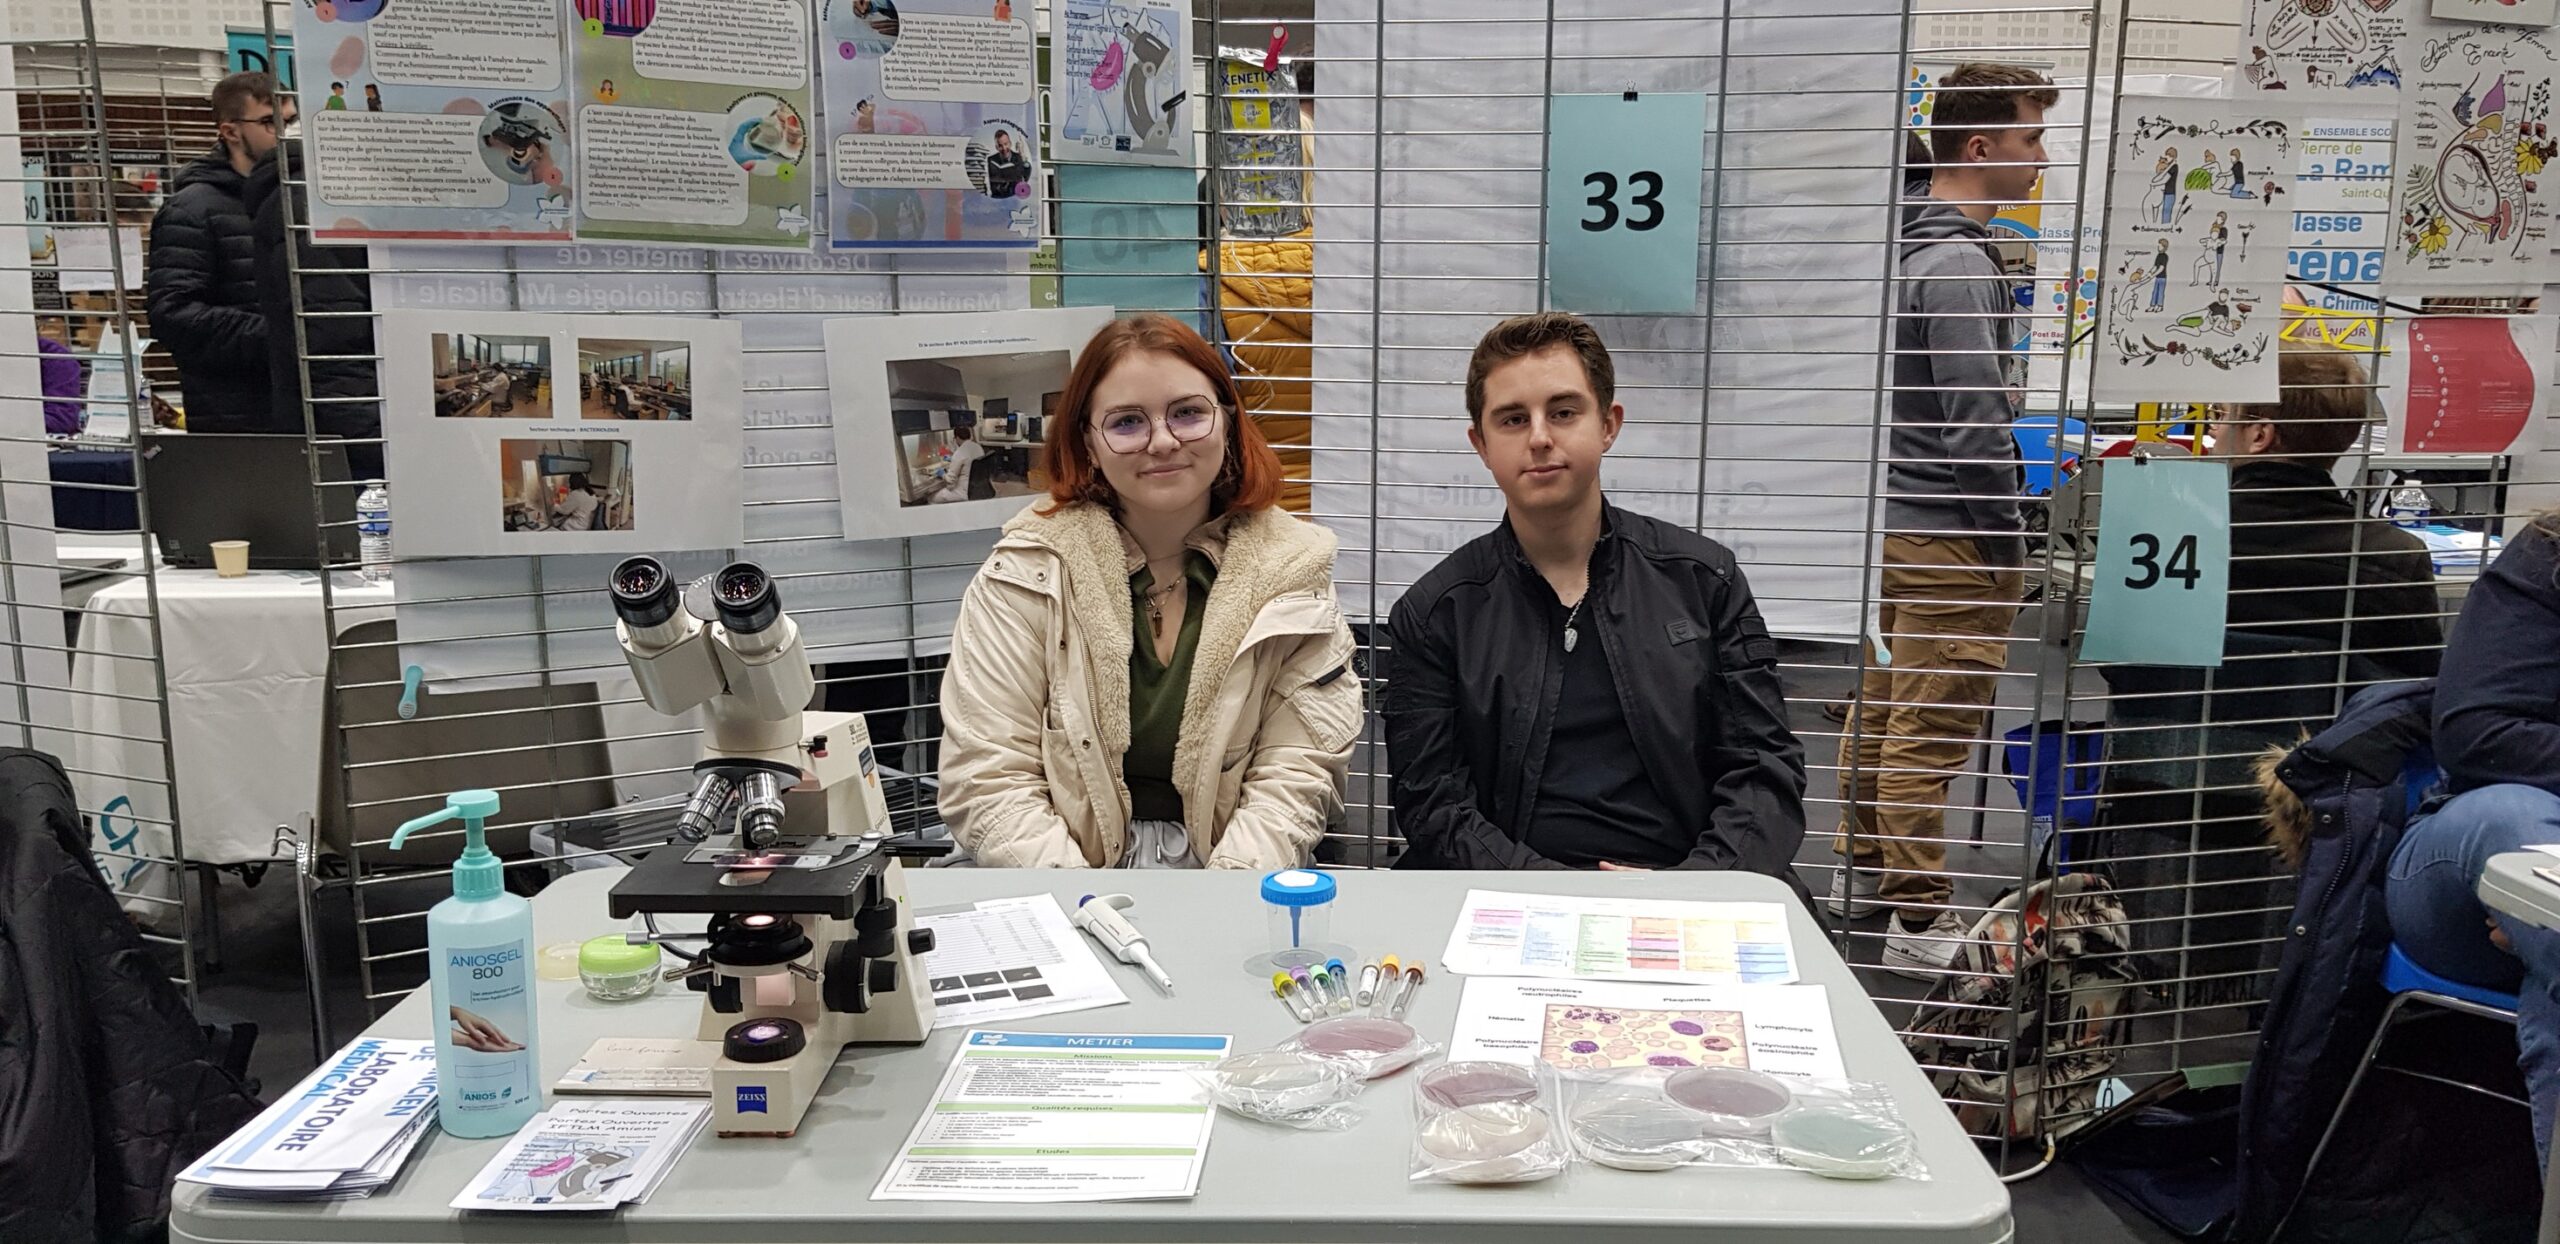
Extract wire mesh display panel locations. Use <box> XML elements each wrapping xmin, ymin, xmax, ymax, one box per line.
<box><xmin>37</xmin><ymin>0</ymin><xmax>2535</xmax><ymax>1169</ymax></box>
<box><xmin>3</xmin><ymin>35</ymin><xmax>222</xmax><ymax>999</ymax></box>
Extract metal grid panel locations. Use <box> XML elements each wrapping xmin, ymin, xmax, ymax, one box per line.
<box><xmin>165</xmin><ymin>0</ymin><xmax>2542</xmax><ymax>1162</ymax></box>
<box><xmin>4</xmin><ymin>35</ymin><xmax>214</xmax><ymax>998</ymax></box>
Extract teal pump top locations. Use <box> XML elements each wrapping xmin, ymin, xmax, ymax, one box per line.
<box><xmin>391</xmin><ymin>789</ymin><xmax>504</xmax><ymax>900</ymax></box>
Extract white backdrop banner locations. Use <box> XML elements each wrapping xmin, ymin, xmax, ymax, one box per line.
<box><xmin>370</xmin><ymin>243</ymin><xmax>1029</xmax><ymax>692</ymax></box>
<box><xmin>1310</xmin><ymin>0</ymin><xmax>1901</xmax><ymax>641</ymax></box>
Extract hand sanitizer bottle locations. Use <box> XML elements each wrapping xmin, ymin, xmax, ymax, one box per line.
<box><xmin>392</xmin><ymin>790</ymin><xmax>541</xmax><ymax>1138</ymax></box>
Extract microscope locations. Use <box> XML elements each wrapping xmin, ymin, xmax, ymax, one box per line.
<box><xmin>602</xmin><ymin>557</ymin><xmax>938</xmax><ymax>1138</ymax></box>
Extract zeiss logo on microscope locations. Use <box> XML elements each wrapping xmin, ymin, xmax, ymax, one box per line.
<box><xmin>736</xmin><ymin>1086</ymin><xmax>768</xmax><ymax>1114</ymax></box>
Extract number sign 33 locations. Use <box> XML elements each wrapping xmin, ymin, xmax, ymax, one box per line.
<box><xmin>2081</xmin><ymin>456</ymin><xmax>2233</xmax><ymax>668</ymax></box>
<box><xmin>1545</xmin><ymin>93</ymin><xmax>1706</xmax><ymax>316</ymax></box>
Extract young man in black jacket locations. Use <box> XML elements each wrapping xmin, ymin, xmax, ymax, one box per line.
<box><xmin>146</xmin><ymin>72</ymin><xmax>289</xmax><ymax>430</ymax></box>
<box><xmin>1384</xmin><ymin>313</ymin><xmax>1808</xmax><ymax>887</ymax></box>
<box><xmin>2216</xmin><ymin>348</ymin><xmax>2440</xmax><ymax>680</ymax></box>
<box><xmin>245</xmin><ymin>140</ymin><xmax>383</xmax><ymax>480</ymax></box>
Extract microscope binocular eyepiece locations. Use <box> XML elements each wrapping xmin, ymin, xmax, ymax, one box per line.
<box><xmin>608</xmin><ymin>555</ymin><xmax>680</xmax><ymax>628</ymax></box>
<box><xmin>712</xmin><ymin>561</ymin><xmax>782</xmax><ymax>636</ymax></box>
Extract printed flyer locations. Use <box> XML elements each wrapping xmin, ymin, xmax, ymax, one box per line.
<box><xmin>820</xmin><ymin>0</ymin><xmax>1041</xmax><ymax>250</ymax></box>
<box><xmin>293</xmin><ymin>0</ymin><xmax>576</xmax><ymax>242</ymax></box>
<box><xmin>571</xmin><ymin>0</ymin><xmax>817</xmax><ymax>249</ymax></box>
<box><xmin>1050</xmin><ymin>0</ymin><xmax>1192</xmax><ymax>166</ymax></box>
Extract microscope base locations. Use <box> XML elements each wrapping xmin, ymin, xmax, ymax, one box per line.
<box><xmin>710</xmin><ymin>1044</ymin><xmax>839</xmax><ymax>1138</ymax></box>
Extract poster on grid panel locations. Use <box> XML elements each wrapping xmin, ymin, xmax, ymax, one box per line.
<box><xmin>379</xmin><ymin>309</ymin><xmax>744</xmax><ymax>557</ymax></box>
<box><xmin>2093</xmin><ymin>97</ymin><xmax>2298</xmax><ymax>404</ymax></box>
<box><xmin>367</xmin><ymin>246</ymin><xmax>1017</xmax><ymax>711</ymax></box>
<box><xmin>1309</xmin><ymin>0</ymin><xmax>1900</xmax><ymax>641</ymax></box>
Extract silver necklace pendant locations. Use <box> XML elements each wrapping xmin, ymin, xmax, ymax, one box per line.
<box><xmin>1563</xmin><ymin>626</ymin><xmax>1579</xmax><ymax>653</ymax></box>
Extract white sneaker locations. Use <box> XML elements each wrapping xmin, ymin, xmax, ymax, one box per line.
<box><xmin>1826</xmin><ymin>867</ymin><xmax>1882</xmax><ymax>918</ymax></box>
<box><xmin>1882</xmin><ymin>909</ymin><xmax>1971</xmax><ymax>981</ymax></box>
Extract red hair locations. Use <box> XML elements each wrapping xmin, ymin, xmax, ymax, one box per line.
<box><xmin>1040</xmin><ymin>314</ymin><xmax>1283</xmax><ymax>515</ymax></box>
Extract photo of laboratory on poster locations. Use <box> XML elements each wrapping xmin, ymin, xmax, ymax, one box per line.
<box><xmin>825</xmin><ymin>306</ymin><xmax>1113</xmax><ymax>540</ymax></box>
<box><xmin>380</xmin><ymin>310</ymin><xmax>747</xmax><ymax>557</ymax></box>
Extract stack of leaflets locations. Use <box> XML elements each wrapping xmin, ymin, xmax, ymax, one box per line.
<box><xmin>450</xmin><ymin>1099</ymin><xmax>710</xmax><ymax>1212</ymax></box>
<box><xmin>179</xmin><ymin>1038</ymin><xmax>440</xmax><ymax>1201</ymax></box>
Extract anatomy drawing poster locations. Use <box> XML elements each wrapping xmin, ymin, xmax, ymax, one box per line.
<box><xmin>2390</xmin><ymin>22</ymin><xmax>2560</xmax><ymax>290</ymax></box>
<box><xmin>821</xmin><ymin>0</ymin><xmax>1041</xmax><ymax>250</ymax></box>
<box><xmin>292</xmin><ymin>0</ymin><xmax>575</xmax><ymax>242</ymax></box>
<box><xmin>2436</xmin><ymin>0</ymin><xmax>2560</xmax><ymax>27</ymax></box>
<box><xmin>2377</xmin><ymin>313</ymin><xmax>2553</xmax><ymax>453</ymax></box>
<box><xmin>2239</xmin><ymin>0</ymin><xmax>2417</xmax><ymax>100</ymax></box>
<box><xmin>571</xmin><ymin>0</ymin><xmax>816</xmax><ymax>250</ymax></box>
<box><xmin>1050</xmin><ymin>0</ymin><xmax>1192</xmax><ymax>166</ymax></box>
<box><xmin>2096</xmin><ymin>98</ymin><xmax>2296</xmax><ymax>403</ymax></box>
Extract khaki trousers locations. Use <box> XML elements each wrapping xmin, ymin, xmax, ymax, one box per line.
<box><xmin>1834</xmin><ymin>533</ymin><xmax>2022</xmax><ymax>910</ymax></box>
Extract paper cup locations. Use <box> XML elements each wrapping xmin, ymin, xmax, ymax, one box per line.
<box><xmin>210</xmin><ymin>540</ymin><xmax>250</xmax><ymax>577</ymax></box>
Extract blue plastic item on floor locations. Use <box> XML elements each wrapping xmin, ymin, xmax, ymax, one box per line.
<box><xmin>2001</xmin><ymin>721</ymin><xmax>2105</xmax><ymax>864</ymax></box>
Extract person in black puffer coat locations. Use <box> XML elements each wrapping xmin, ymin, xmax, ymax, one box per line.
<box><xmin>0</xmin><ymin>748</ymin><xmax>263</xmax><ymax>1244</ymax></box>
<box><xmin>145</xmin><ymin>72</ymin><xmax>287</xmax><ymax>431</ymax></box>
<box><xmin>246</xmin><ymin>140</ymin><xmax>383</xmax><ymax>480</ymax></box>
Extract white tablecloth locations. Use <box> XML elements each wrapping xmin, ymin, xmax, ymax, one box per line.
<box><xmin>66</xmin><ymin>569</ymin><xmax>395</xmax><ymax>902</ymax></box>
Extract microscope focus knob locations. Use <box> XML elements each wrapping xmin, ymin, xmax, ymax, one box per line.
<box><xmin>706</xmin><ymin>975</ymin><xmax>743</xmax><ymax>1015</ymax></box>
<box><xmin>822</xmin><ymin>941</ymin><xmax>870</xmax><ymax>1014</ymax></box>
<box><xmin>868</xmin><ymin>958</ymin><xmax>900</xmax><ymax>996</ymax></box>
<box><xmin>907</xmin><ymin>927</ymin><xmax>936</xmax><ymax>956</ymax></box>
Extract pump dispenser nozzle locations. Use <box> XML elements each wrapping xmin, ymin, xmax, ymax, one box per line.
<box><xmin>392</xmin><ymin>789</ymin><xmax>505</xmax><ymax>900</ymax></box>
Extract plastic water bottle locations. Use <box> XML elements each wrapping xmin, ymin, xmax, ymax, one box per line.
<box><xmin>2384</xmin><ymin>477</ymin><xmax>2432</xmax><ymax>529</ymax></box>
<box><xmin>356</xmin><ymin>482</ymin><xmax>392</xmax><ymax>581</ymax></box>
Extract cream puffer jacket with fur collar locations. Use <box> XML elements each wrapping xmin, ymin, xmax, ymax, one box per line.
<box><xmin>938</xmin><ymin>500</ymin><xmax>1364</xmax><ymax>869</ymax></box>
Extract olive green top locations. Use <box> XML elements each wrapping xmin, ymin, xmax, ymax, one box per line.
<box><xmin>1124</xmin><ymin>551</ymin><xmax>1217</xmax><ymax>823</ymax></box>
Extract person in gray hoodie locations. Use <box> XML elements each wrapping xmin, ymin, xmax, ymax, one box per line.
<box><xmin>1832</xmin><ymin>62</ymin><xmax>2054</xmax><ymax>979</ymax></box>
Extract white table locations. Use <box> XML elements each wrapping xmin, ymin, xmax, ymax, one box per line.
<box><xmin>171</xmin><ymin>868</ymin><xmax>2014</xmax><ymax>1244</ymax></box>
<box><xmin>64</xmin><ymin>568</ymin><xmax>395</xmax><ymax>911</ymax></box>
<box><xmin>2477</xmin><ymin>853</ymin><xmax>2560</xmax><ymax>1244</ymax></box>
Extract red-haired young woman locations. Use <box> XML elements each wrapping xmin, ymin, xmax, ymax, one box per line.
<box><xmin>937</xmin><ymin>314</ymin><xmax>1362</xmax><ymax>869</ymax></box>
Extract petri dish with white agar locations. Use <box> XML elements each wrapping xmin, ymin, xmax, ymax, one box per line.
<box><xmin>1416</xmin><ymin>1102</ymin><xmax>1558</xmax><ymax>1183</ymax></box>
<box><xmin>1769</xmin><ymin>1104</ymin><xmax>1912</xmax><ymax>1179</ymax></box>
<box><xmin>1568</xmin><ymin>1094</ymin><xmax>1703</xmax><ymax>1171</ymax></box>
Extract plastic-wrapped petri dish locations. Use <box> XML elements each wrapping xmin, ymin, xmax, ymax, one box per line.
<box><xmin>1418</xmin><ymin>1060</ymin><xmax>1541</xmax><ymax>1110</ymax></box>
<box><xmin>1209</xmin><ymin>1049</ymin><xmax>1353</xmax><ymax>1115</ymax></box>
<box><xmin>1768</xmin><ymin>1104</ymin><xmax>1912</xmax><ymax>1180</ymax></box>
<box><xmin>1417</xmin><ymin>1102</ymin><xmax>1556</xmax><ymax>1182</ymax></box>
<box><xmin>1298</xmin><ymin>1017</ymin><xmax>1426</xmax><ymax>1078</ymax></box>
<box><xmin>1568</xmin><ymin>1094</ymin><xmax>1703</xmax><ymax>1171</ymax></box>
<box><xmin>1663</xmin><ymin>1066</ymin><xmax>1795</xmax><ymax>1137</ymax></box>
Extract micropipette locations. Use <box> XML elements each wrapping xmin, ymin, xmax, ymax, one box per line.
<box><xmin>1390</xmin><ymin>964</ymin><xmax>1425</xmax><ymax>1020</ymax></box>
<box><xmin>1071</xmin><ymin>893</ymin><xmax>1175</xmax><ymax>994</ymax></box>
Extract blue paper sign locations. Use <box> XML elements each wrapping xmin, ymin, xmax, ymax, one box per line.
<box><xmin>1544</xmin><ymin>93</ymin><xmax>1707</xmax><ymax>316</ymax></box>
<box><xmin>224</xmin><ymin>26</ymin><xmax>294</xmax><ymax>90</ymax></box>
<box><xmin>1058</xmin><ymin>165</ymin><xmax>1200</xmax><ymax>318</ymax></box>
<box><xmin>2081</xmin><ymin>456</ymin><xmax>2231</xmax><ymax>668</ymax></box>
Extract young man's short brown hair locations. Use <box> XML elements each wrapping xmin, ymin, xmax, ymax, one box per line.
<box><xmin>2231</xmin><ymin>348</ymin><xmax>2370</xmax><ymax>471</ymax></box>
<box><xmin>1464</xmin><ymin>312</ymin><xmax>1616</xmax><ymax>426</ymax></box>
<box><xmin>1927</xmin><ymin>62</ymin><xmax>2059</xmax><ymax>165</ymax></box>
<box><xmin>209</xmin><ymin>71</ymin><xmax>276</xmax><ymax>123</ymax></box>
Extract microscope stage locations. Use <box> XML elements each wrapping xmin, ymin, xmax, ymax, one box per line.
<box><xmin>607</xmin><ymin>837</ymin><xmax>885</xmax><ymax>920</ymax></box>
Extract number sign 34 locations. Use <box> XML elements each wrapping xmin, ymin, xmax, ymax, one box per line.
<box><xmin>2081</xmin><ymin>457</ymin><xmax>2232</xmax><ymax>668</ymax></box>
